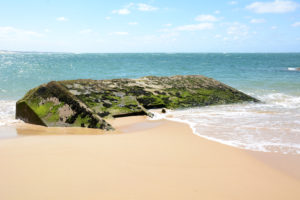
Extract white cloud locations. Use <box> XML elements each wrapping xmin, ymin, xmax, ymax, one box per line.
<box><xmin>271</xmin><ymin>26</ymin><xmax>278</xmax><ymax>29</ymax></box>
<box><xmin>125</xmin><ymin>3</ymin><xmax>135</xmax><ymax>8</ymax></box>
<box><xmin>214</xmin><ymin>10</ymin><xmax>221</xmax><ymax>14</ymax></box>
<box><xmin>160</xmin><ymin>32</ymin><xmax>179</xmax><ymax>39</ymax></box>
<box><xmin>195</xmin><ymin>14</ymin><xmax>218</xmax><ymax>22</ymax></box>
<box><xmin>250</xmin><ymin>18</ymin><xmax>266</xmax><ymax>23</ymax></box>
<box><xmin>292</xmin><ymin>22</ymin><xmax>300</xmax><ymax>27</ymax></box>
<box><xmin>176</xmin><ymin>23</ymin><xmax>214</xmax><ymax>31</ymax></box>
<box><xmin>246</xmin><ymin>0</ymin><xmax>299</xmax><ymax>13</ymax></box>
<box><xmin>111</xmin><ymin>32</ymin><xmax>129</xmax><ymax>35</ymax></box>
<box><xmin>137</xmin><ymin>3</ymin><xmax>158</xmax><ymax>11</ymax></box>
<box><xmin>105</xmin><ymin>16</ymin><xmax>111</xmax><ymax>20</ymax></box>
<box><xmin>56</xmin><ymin>17</ymin><xmax>68</xmax><ymax>21</ymax></box>
<box><xmin>112</xmin><ymin>3</ymin><xmax>134</xmax><ymax>15</ymax></box>
<box><xmin>0</xmin><ymin>26</ymin><xmax>43</xmax><ymax>40</ymax></box>
<box><xmin>164</xmin><ymin>23</ymin><xmax>172</xmax><ymax>27</ymax></box>
<box><xmin>112</xmin><ymin>3</ymin><xmax>157</xmax><ymax>15</ymax></box>
<box><xmin>112</xmin><ymin>8</ymin><xmax>131</xmax><ymax>15</ymax></box>
<box><xmin>229</xmin><ymin>1</ymin><xmax>238</xmax><ymax>5</ymax></box>
<box><xmin>128</xmin><ymin>22</ymin><xmax>138</xmax><ymax>25</ymax></box>
<box><xmin>79</xmin><ymin>29</ymin><xmax>92</xmax><ymax>34</ymax></box>
<box><xmin>158</xmin><ymin>28</ymin><xmax>168</xmax><ymax>32</ymax></box>
<box><xmin>226</xmin><ymin>23</ymin><xmax>249</xmax><ymax>39</ymax></box>
<box><xmin>215</xmin><ymin>34</ymin><xmax>222</xmax><ymax>38</ymax></box>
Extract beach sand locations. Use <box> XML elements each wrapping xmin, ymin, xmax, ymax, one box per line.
<box><xmin>0</xmin><ymin>116</ymin><xmax>300</xmax><ymax>200</ymax></box>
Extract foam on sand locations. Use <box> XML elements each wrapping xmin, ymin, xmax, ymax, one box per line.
<box><xmin>150</xmin><ymin>92</ymin><xmax>300</xmax><ymax>155</ymax></box>
<box><xmin>0</xmin><ymin>100</ymin><xmax>21</xmax><ymax>127</ymax></box>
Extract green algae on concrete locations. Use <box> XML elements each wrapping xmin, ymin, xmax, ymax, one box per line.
<box><xmin>16</xmin><ymin>75</ymin><xmax>259</xmax><ymax>130</ymax></box>
<box><xmin>16</xmin><ymin>81</ymin><xmax>113</xmax><ymax>130</ymax></box>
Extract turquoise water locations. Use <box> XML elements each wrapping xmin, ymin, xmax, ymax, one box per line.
<box><xmin>1</xmin><ymin>53</ymin><xmax>300</xmax><ymax>99</ymax></box>
<box><xmin>1</xmin><ymin>53</ymin><xmax>300</xmax><ymax>153</ymax></box>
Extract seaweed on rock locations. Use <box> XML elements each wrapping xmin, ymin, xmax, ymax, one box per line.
<box><xmin>16</xmin><ymin>75</ymin><xmax>259</xmax><ymax>130</ymax></box>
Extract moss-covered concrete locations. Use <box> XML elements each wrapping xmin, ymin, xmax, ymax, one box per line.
<box><xmin>16</xmin><ymin>75</ymin><xmax>259</xmax><ymax>130</ymax></box>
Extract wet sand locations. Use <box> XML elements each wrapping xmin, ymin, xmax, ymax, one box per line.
<box><xmin>0</xmin><ymin>117</ymin><xmax>300</xmax><ymax>200</ymax></box>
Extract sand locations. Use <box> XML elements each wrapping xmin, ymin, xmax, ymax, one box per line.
<box><xmin>0</xmin><ymin>117</ymin><xmax>300</xmax><ymax>200</ymax></box>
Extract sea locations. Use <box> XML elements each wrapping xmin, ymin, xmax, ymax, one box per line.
<box><xmin>0</xmin><ymin>53</ymin><xmax>300</xmax><ymax>154</ymax></box>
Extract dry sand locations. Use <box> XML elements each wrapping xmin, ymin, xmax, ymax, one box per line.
<box><xmin>0</xmin><ymin>116</ymin><xmax>300</xmax><ymax>200</ymax></box>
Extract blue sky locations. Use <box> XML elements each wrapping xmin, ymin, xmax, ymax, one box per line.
<box><xmin>0</xmin><ymin>0</ymin><xmax>300</xmax><ymax>52</ymax></box>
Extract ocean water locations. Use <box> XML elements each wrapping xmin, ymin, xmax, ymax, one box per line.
<box><xmin>0</xmin><ymin>53</ymin><xmax>300</xmax><ymax>154</ymax></box>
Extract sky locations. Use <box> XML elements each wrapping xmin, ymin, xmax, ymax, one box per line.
<box><xmin>0</xmin><ymin>0</ymin><xmax>300</xmax><ymax>53</ymax></box>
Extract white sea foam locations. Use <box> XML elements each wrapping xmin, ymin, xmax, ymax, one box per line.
<box><xmin>288</xmin><ymin>67</ymin><xmax>300</xmax><ymax>71</ymax></box>
<box><xmin>0</xmin><ymin>100</ymin><xmax>21</xmax><ymax>127</ymax></box>
<box><xmin>1</xmin><ymin>92</ymin><xmax>300</xmax><ymax>154</ymax></box>
<box><xmin>150</xmin><ymin>93</ymin><xmax>300</xmax><ymax>155</ymax></box>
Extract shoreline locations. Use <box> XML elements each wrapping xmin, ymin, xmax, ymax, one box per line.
<box><xmin>0</xmin><ymin>117</ymin><xmax>300</xmax><ymax>199</ymax></box>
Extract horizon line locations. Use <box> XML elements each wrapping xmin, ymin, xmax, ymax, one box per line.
<box><xmin>1</xmin><ymin>50</ymin><xmax>300</xmax><ymax>54</ymax></box>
